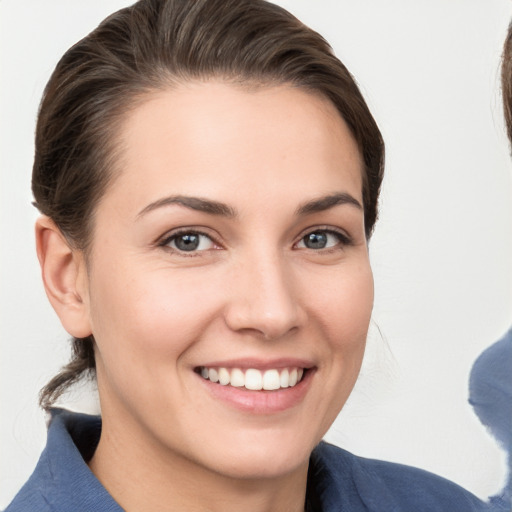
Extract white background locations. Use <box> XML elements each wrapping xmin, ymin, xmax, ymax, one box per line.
<box><xmin>1</xmin><ymin>0</ymin><xmax>511</xmax><ymax>508</ymax></box>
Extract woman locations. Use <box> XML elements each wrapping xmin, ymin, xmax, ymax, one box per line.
<box><xmin>3</xmin><ymin>0</ymin><xmax>495</xmax><ymax>510</ymax></box>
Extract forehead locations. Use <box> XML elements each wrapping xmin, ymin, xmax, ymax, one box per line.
<box><xmin>101</xmin><ymin>81</ymin><xmax>363</xmax><ymax>215</ymax></box>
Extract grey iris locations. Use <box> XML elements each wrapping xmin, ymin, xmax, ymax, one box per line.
<box><xmin>175</xmin><ymin>234</ymin><xmax>200</xmax><ymax>251</ymax></box>
<box><xmin>304</xmin><ymin>232</ymin><xmax>327</xmax><ymax>249</ymax></box>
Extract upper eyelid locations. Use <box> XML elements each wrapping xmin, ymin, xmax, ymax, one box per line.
<box><xmin>295</xmin><ymin>226</ymin><xmax>351</xmax><ymax>243</ymax></box>
<box><xmin>294</xmin><ymin>230</ymin><xmax>352</xmax><ymax>254</ymax></box>
<box><xmin>157</xmin><ymin>227</ymin><xmax>220</xmax><ymax>247</ymax></box>
<box><xmin>155</xmin><ymin>225</ymin><xmax>351</xmax><ymax>249</ymax></box>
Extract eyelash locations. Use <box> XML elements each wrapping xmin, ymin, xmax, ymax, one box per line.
<box><xmin>156</xmin><ymin>226</ymin><xmax>352</xmax><ymax>256</ymax></box>
<box><xmin>157</xmin><ymin>228</ymin><xmax>220</xmax><ymax>256</ymax></box>
<box><xmin>294</xmin><ymin>227</ymin><xmax>352</xmax><ymax>252</ymax></box>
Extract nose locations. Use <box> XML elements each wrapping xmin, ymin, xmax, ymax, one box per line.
<box><xmin>224</xmin><ymin>251</ymin><xmax>305</xmax><ymax>340</ymax></box>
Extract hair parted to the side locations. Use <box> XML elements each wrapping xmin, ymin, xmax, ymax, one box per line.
<box><xmin>502</xmin><ymin>20</ymin><xmax>512</xmax><ymax>146</ymax></box>
<box><xmin>34</xmin><ymin>0</ymin><xmax>384</xmax><ymax>410</ymax></box>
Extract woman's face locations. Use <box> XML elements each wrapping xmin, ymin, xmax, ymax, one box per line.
<box><xmin>82</xmin><ymin>82</ymin><xmax>373</xmax><ymax>480</ymax></box>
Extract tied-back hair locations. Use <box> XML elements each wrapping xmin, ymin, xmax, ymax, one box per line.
<box><xmin>34</xmin><ymin>0</ymin><xmax>384</xmax><ymax>410</ymax></box>
<box><xmin>503</xmin><ymin>20</ymin><xmax>512</xmax><ymax>146</ymax></box>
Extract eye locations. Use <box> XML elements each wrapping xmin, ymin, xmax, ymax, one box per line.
<box><xmin>161</xmin><ymin>231</ymin><xmax>216</xmax><ymax>252</ymax></box>
<box><xmin>296</xmin><ymin>229</ymin><xmax>348</xmax><ymax>250</ymax></box>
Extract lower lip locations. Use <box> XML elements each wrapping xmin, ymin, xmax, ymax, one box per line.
<box><xmin>198</xmin><ymin>370</ymin><xmax>315</xmax><ymax>414</ymax></box>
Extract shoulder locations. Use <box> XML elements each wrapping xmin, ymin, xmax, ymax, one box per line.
<box><xmin>5</xmin><ymin>484</ymin><xmax>52</xmax><ymax>512</ymax></box>
<box><xmin>5</xmin><ymin>448</ymin><xmax>54</xmax><ymax>512</ymax></box>
<box><xmin>310</xmin><ymin>441</ymin><xmax>491</xmax><ymax>512</ymax></box>
<box><xmin>5</xmin><ymin>409</ymin><xmax>122</xmax><ymax>512</ymax></box>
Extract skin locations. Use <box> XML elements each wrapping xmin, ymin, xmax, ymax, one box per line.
<box><xmin>37</xmin><ymin>82</ymin><xmax>374</xmax><ymax>512</ymax></box>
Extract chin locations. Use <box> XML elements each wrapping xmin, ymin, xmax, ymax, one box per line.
<box><xmin>192</xmin><ymin>426</ymin><xmax>321</xmax><ymax>481</ymax></box>
<box><xmin>212</xmin><ymin>447</ymin><xmax>311</xmax><ymax>481</ymax></box>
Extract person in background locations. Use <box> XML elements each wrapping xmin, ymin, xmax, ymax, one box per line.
<box><xmin>467</xmin><ymin>21</ymin><xmax>512</xmax><ymax>511</ymax></box>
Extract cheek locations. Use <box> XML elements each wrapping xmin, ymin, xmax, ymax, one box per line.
<box><xmin>303</xmin><ymin>260</ymin><xmax>373</xmax><ymax>435</ymax></box>
<box><xmin>312</xmin><ymin>260</ymin><xmax>374</xmax><ymax>347</ymax></box>
<box><xmin>88</xmin><ymin>261</ymin><xmax>224</xmax><ymax>362</ymax></box>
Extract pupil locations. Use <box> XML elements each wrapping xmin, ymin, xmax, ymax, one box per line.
<box><xmin>305</xmin><ymin>232</ymin><xmax>327</xmax><ymax>249</ymax></box>
<box><xmin>176</xmin><ymin>234</ymin><xmax>199</xmax><ymax>251</ymax></box>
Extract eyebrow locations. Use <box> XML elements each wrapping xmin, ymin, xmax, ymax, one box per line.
<box><xmin>137</xmin><ymin>191</ymin><xmax>362</xmax><ymax>220</ymax></box>
<box><xmin>296</xmin><ymin>192</ymin><xmax>363</xmax><ymax>215</ymax></box>
<box><xmin>137</xmin><ymin>195</ymin><xmax>237</xmax><ymax>219</ymax></box>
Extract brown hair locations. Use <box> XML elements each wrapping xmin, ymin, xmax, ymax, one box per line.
<box><xmin>503</xmin><ymin>20</ymin><xmax>512</xmax><ymax>145</ymax></box>
<box><xmin>35</xmin><ymin>0</ymin><xmax>384</xmax><ymax>409</ymax></box>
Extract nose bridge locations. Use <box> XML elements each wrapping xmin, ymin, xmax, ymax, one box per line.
<box><xmin>225</xmin><ymin>246</ymin><xmax>302</xmax><ymax>339</ymax></box>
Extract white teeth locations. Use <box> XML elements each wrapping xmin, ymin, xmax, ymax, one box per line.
<box><xmin>280</xmin><ymin>368</ymin><xmax>289</xmax><ymax>388</ymax></box>
<box><xmin>245</xmin><ymin>369</ymin><xmax>263</xmax><ymax>390</ymax></box>
<box><xmin>218</xmin><ymin>367</ymin><xmax>230</xmax><ymax>385</ymax></box>
<box><xmin>199</xmin><ymin>366</ymin><xmax>306</xmax><ymax>390</ymax></box>
<box><xmin>262</xmin><ymin>369</ymin><xmax>280</xmax><ymax>390</ymax></box>
<box><xmin>230</xmin><ymin>368</ymin><xmax>245</xmax><ymax>387</ymax></box>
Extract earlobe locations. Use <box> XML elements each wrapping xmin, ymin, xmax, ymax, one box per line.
<box><xmin>35</xmin><ymin>216</ymin><xmax>92</xmax><ymax>338</ymax></box>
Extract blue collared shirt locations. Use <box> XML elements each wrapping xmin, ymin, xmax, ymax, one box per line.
<box><xmin>6</xmin><ymin>409</ymin><xmax>493</xmax><ymax>511</ymax></box>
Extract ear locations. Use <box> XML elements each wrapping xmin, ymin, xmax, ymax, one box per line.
<box><xmin>35</xmin><ymin>216</ymin><xmax>92</xmax><ymax>338</ymax></box>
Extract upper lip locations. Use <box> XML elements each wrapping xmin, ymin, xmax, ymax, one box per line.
<box><xmin>195</xmin><ymin>357</ymin><xmax>315</xmax><ymax>370</ymax></box>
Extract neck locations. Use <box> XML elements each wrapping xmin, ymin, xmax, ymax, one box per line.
<box><xmin>89</xmin><ymin>413</ymin><xmax>309</xmax><ymax>512</ymax></box>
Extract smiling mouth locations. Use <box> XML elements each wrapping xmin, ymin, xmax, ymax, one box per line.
<box><xmin>196</xmin><ymin>366</ymin><xmax>306</xmax><ymax>391</ymax></box>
